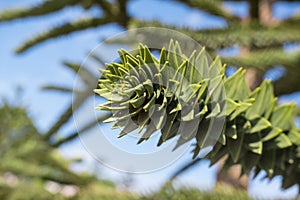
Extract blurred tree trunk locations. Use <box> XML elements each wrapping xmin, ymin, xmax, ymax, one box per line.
<box><xmin>216</xmin><ymin>0</ymin><xmax>274</xmax><ymax>190</ymax></box>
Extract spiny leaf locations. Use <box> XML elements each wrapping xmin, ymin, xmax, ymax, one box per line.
<box><xmin>248</xmin><ymin>117</ymin><xmax>271</xmax><ymax>134</ymax></box>
<box><xmin>228</xmin><ymin>132</ymin><xmax>244</xmax><ymax>163</ymax></box>
<box><xmin>275</xmin><ymin>134</ymin><xmax>292</xmax><ymax>149</ymax></box>
<box><xmin>271</xmin><ymin>104</ymin><xmax>296</xmax><ymax>131</ymax></box>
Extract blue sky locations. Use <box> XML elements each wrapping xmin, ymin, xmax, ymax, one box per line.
<box><xmin>1</xmin><ymin>0</ymin><xmax>300</xmax><ymax>199</ymax></box>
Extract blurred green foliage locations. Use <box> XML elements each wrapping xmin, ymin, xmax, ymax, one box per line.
<box><xmin>0</xmin><ymin>103</ymin><xmax>251</xmax><ymax>199</ymax></box>
<box><xmin>0</xmin><ymin>104</ymin><xmax>134</xmax><ymax>199</ymax></box>
<box><xmin>140</xmin><ymin>184</ymin><xmax>251</xmax><ymax>200</ymax></box>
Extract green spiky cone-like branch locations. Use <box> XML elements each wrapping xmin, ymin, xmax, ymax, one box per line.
<box><xmin>94</xmin><ymin>40</ymin><xmax>300</xmax><ymax>190</ymax></box>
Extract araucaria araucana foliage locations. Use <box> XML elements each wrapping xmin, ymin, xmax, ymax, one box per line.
<box><xmin>95</xmin><ymin>40</ymin><xmax>300</xmax><ymax>190</ymax></box>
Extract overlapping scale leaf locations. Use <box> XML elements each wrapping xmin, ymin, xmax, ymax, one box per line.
<box><xmin>95</xmin><ymin>39</ymin><xmax>224</xmax><ymax>148</ymax></box>
<box><xmin>95</xmin><ymin>40</ymin><xmax>300</xmax><ymax>190</ymax></box>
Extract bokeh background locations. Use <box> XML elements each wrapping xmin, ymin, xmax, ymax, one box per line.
<box><xmin>1</xmin><ymin>0</ymin><xmax>300</xmax><ymax>199</ymax></box>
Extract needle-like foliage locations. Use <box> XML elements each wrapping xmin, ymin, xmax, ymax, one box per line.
<box><xmin>95</xmin><ymin>40</ymin><xmax>300</xmax><ymax>190</ymax></box>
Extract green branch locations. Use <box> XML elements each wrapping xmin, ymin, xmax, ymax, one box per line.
<box><xmin>41</xmin><ymin>85</ymin><xmax>74</xmax><ymax>93</ymax></box>
<box><xmin>15</xmin><ymin>17</ymin><xmax>113</xmax><ymax>53</ymax></box>
<box><xmin>283</xmin><ymin>11</ymin><xmax>300</xmax><ymax>24</ymax></box>
<box><xmin>222</xmin><ymin>49</ymin><xmax>300</xmax><ymax>70</ymax></box>
<box><xmin>43</xmin><ymin>104</ymin><xmax>74</xmax><ymax>140</ymax></box>
<box><xmin>129</xmin><ymin>20</ymin><xmax>300</xmax><ymax>50</ymax></box>
<box><xmin>95</xmin><ymin>40</ymin><xmax>300</xmax><ymax>190</ymax></box>
<box><xmin>0</xmin><ymin>0</ymin><xmax>79</xmax><ymax>22</ymax></box>
<box><xmin>175</xmin><ymin>0</ymin><xmax>240</xmax><ymax>22</ymax></box>
<box><xmin>51</xmin><ymin>113</ymin><xmax>111</xmax><ymax>147</ymax></box>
